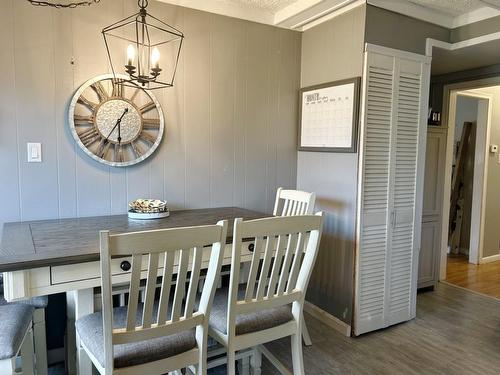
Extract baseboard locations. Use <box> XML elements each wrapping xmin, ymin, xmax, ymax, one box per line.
<box><xmin>47</xmin><ymin>347</ymin><xmax>65</xmax><ymax>366</ymax></box>
<box><xmin>480</xmin><ymin>253</ymin><xmax>500</xmax><ymax>264</ymax></box>
<box><xmin>304</xmin><ymin>301</ymin><xmax>351</xmax><ymax>337</ymax></box>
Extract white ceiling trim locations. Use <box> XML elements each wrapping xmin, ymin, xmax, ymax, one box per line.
<box><xmin>368</xmin><ymin>0</ymin><xmax>454</xmax><ymax>28</ymax></box>
<box><xmin>369</xmin><ymin>0</ymin><xmax>500</xmax><ymax>29</ymax></box>
<box><xmin>155</xmin><ymin>0</ymin><xmax>275</xmax><ymax>25</ymax></box>
<box><xmin>156</xmin><ymin>0</ymin><xmax>500</xmax><ymax>31</ymax></box>
<box><xmin>451</xmin><ymin>6</ymin><xmax>500</xmax><ymax>28</ymax></box>
<box><xmin>276</xmin><ymin>0</ymin><xmax>362</xmax><ymax>29</ymax></box>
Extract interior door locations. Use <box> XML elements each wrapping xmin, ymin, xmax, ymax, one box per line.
<box><xmin>355</xmin><ymin>44</ymin><xmax>430</xmax><ymax>335</ymax></box>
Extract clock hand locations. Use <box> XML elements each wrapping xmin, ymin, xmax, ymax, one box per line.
<box><xmin>105</xmin><ymin>107</ymin><xmax>129</xmax><ymax>141</ymax></box>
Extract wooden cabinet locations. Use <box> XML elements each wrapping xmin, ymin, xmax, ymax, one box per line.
<box><xmin>418</xmin><ymin>126</ymin><xmax>446</xmax><ymax>289</ymax></box>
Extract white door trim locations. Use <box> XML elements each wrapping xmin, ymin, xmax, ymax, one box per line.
<box><xmin>444</xmin><ymin>91</ymin><xmax>491</xmax><ymax>268</ymax></box>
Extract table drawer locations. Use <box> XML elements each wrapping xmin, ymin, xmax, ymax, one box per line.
<box><xmin>50</xmin><ymin>242</ymin><xmax>254</xmax><ymax>285</ymax></box>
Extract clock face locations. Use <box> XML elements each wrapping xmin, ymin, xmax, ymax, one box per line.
<box><xmin>68</xmin><ymin>74</ymin><xmax>164</xmax><ymax>167</ymax></box>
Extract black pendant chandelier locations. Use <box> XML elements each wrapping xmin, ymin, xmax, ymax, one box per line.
<box><xmin>102</xmin><ymin>0</ymin><xmax>184</xmax><ymax>90</ymax></box>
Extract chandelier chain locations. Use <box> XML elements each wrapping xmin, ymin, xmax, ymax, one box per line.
<box><xmin>26</xmin><ymin>0</ymin><xmax>100</xmax><ymax>9</ymax></box>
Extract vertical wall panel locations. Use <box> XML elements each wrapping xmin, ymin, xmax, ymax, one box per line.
<box><xmin>14</xmin><ymin>1</ymin><xmax>59</xmax><ymax>221</ymax></box>
<box><xmin>210</xmin><ymin>15</ymin><xmax>236</xmax><ymax>208</ymax></box>
<box><xmin>53</xmin><ymin>9</ymin><xmax>77</xmax><ymax>218</ymax></box>
<box><xmin>0</xmin><ymin>0</ymin><xmax>21</xmax><ymax>238</ymax></box>
<box><xmin>0</xmin><ymin>0</ymin><xmax>300</xmax><ymax>235</ymax></box>
<box><xmin>72</xmin><ymin>3</ymin><xmax>111</xmax><ymax>216</ymax></box>
<box><xmin>184</xmin><ymin>9</ymin><xmax>211</xmax><ymax>209</ymax></box>
<box><xmin>245</xmin><ymin>23</ymin><xmax>271</xmax><ymax>212</ymax></box>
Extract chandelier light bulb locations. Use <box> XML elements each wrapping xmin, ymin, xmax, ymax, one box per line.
<box><xmin>151</xmin><ymin>47</ymin><xmax>160</xmax><ymax>69</ymax></box>
<box><xmin>127</xmin><ymin>44</ymin><xmax>136</xmax><ymax>66</ymax></box>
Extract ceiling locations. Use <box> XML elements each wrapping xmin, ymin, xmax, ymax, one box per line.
<box><xmin>156</xmin><ymin>0</ymin><xmax>500</xmax><ymax>30</ymax></box>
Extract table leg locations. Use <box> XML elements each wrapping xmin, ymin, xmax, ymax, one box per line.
<box><xmin>66</xmin><ymin>289</ymin><xmax>94</xmax><ymax>375</ymax></box>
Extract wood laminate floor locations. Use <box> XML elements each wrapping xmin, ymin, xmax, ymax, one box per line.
<box><xmin>446</xmin><ymin>254</ymin><xmax>500</xmax><ymax>298</ymax></box>
<box><xmin>263</xmin><ymin>283</ymin><xmax>500</xmax><ymax>374</ymax></box>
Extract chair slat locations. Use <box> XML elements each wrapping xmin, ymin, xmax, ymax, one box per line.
<box><xmin>245</xmin><ymin>236</ymin><xmax>264</xmax><ymax>301</ymax></box>
<box><xmin>277</xmin><ymin>233</ymin><xmax>298</xmax><ymax>295</ymax></box>
<box><xmin>142</xmin><ymin>252</ymin><xmax>159</xmax><ymax>328</ymax></box>
<box><xmin>171</xmin><ymin>248</ymin><xmax>190</xmax><ymax>322</ymax></box>
<box><xmin>267</xmin><ymin>234</ymin><xmax>285</xmax><ymax>298</ymax></box>
<box><xmin>157</xmin><ymin>251</ymin><xmax>174</xmax><ymax>325</ymax></box>
<box><xmin>184</xmin><ymin>246</ymin><xmax>203</xmax><ymax>318</ymax></box>
<box><xmin>256</xmin><ymin>235</ymin><xmax>275</xmax><ymax>300</ymax></box>
<box><xmin>281</xmin><ymin>199</ymin><xmax>289</xmax><ymax>217</ymax></box>
<box><xmin>126</xmin><ymin>254</ymin><xmax>142</xmax><ymax>331</ymax></box>
<box><xmin>287</xmin><ymin>231</ymin><xmax>305</xmax><ymax>293</ymax></box>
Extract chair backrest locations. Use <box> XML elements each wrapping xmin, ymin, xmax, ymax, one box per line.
<box><xmin>273</xmin><ymin>188</ymin><xmax>316</xmax><ymax>217</ymax></box>
<box><xmin>99</xmin><ymin>221</ymin><xmax>228</xmax><ymax>371</ymax></box>
<box><xmin>227</xmin><ymin>213</ymin><xmax>323</xmax><ymax>336</ymax></box>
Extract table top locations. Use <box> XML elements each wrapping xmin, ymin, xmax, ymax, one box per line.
<box><xmin>0</xmin><ymin>207</ymin><xmax>268</xmax><ymax>272</ymax></box>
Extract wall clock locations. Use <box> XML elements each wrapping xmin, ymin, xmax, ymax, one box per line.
<box><xmin>68</xmin><ymin>74</ymin><xmax>164</xmax><ymax>167</ymax></box>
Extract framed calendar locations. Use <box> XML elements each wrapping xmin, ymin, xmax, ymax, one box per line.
<box><xmin>298</xmin><ymin>77</ymin><xmax>360</xmax><ymax>153</ymax></box>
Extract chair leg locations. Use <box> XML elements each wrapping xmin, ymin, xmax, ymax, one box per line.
<box><xmin>227</xmin><ymin>348</ymin><xmax>236</xmax><ymax>375</ymax></box>
<box><xmin>0</xmin><ymin>357</ymin><xmax>16</xmax><ymax>374</ymax></box>
<box><xmin>197</xmin><ymin>343</ymin><xmax>207</xmax><ymax>375</ymax></box>
<box><xmin>291</xmin><ymin>332</ymin><xmax>305</xmax><ymax>375</ymax></box>
<box><xmin>33</xmin><ymin>308</ymin><xmax>48</xmax><ymax>375</ymax></box>
<box><xmin>250</xmin><ymin>348</ymin><xmax>262</xmax><ymax>375</ymax></box>
<box><xmin>301</xmin><ymin>315</ymin><xmax>312</xmax><ymax>346</ymax></box>
<box><xmin>238</xmin><ymin>356</ymin><xmax>250</xmax><ymax>375</ymax></box>
<box><xmin>21</xmin><ymin>326</ymin><xmax>35</xmax><ymax>375</ymax></box>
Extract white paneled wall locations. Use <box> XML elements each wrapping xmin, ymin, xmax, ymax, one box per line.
<box><xmin>0</xmin><ymin>0</ymin><xmax>301</xmax><ymax>235</ymax></box>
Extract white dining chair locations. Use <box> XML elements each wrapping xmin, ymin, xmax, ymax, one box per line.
<box><xmin>0</xmin><ymin>303</ymin><xmax>35</xmax><ymax>374</ymax></box>
<box><xmin>207</xmin><ymin>213</ymin><xmax>323</xmax><ymax>375</ymax></box>
<box><xmin>273</xmin><ymin>187</ymin><xmax>315</xmax><ymax>217</ymax></box>
<box><xmin>75</xmin><ymin>221</ymin><xmax>228</xmax><ymax>374</ymax></box>
<box><xmin>273</xmin><ymin>187</ymin><xmax>316</xmax><ymax>347</ymax></box>
<box><xmin>1</xmin><ymin>275</ymin><xmax>48</xmax><ymax>375</ymax></box>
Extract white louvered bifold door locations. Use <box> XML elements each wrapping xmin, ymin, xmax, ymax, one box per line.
<box><xmin>355</xmin><ymin>45</ymin><xmax>430</xmax><ymax>335</ymax></box>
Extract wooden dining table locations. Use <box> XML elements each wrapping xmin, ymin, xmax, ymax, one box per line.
<box><xmin>0</xmin><ymin>206</ymin><xmax>269</xmax><ymax>375</ymax></box>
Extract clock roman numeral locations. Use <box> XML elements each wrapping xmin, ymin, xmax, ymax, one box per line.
<box><xmin>91</xmin><ymin>81</ymin><xmax>109</xmax><ymax>102</ymax></box>
<box><xmin>96</xmin><ymin>138</ymin><xmax>110</xmax><ymax>159</ymax></box>
<box><xmin>82</xmin><ymin>134</ymin><xmax>101</xmax><ymax>148</ymax></box>
<box><xmin>139</xmin><ymin>101</ymin><xmax>156</xmax><ymax>115</ymax></box>
<box><xmin>74</xmin><ymin>115</ymin><xmax>94</xmax><ymax>125</ymax></box>
<box><xmin>114</xmin><ymin>143</ymin><xmax>123</xmax><ymax>163</ymax></box>
<box><xmin>112</xmin><ymin>79</ymin><xmax>124</xmax><ymax>98</ymax></box>
<box><xmin>142</xmin><ymin>118</ymin><xmax>160</xmax><ymax>129</ymax></box>
<box><xmin>131</xmin><ymin>141</ymin><xmax>144</xmax><ymax>158</ymax></box>
<box><xmin>77</xmin><ymin>95</ymin><xmax>97</xmax><ymax>112</ymax></box>
<box><xmin>139</xmin><ymin>132</ymin><xmax>157</xmax><ymax>145</ymax></box>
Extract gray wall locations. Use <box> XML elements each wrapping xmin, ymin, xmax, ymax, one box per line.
<box><xmin>298</xmin><ymin>5</ymin><xmax>366</xmax><ymax>325</ymax></box>
<box><xmin>451</xmin><ymin>15</ymin><xmax>500</xmax><ymax>43</ymax></box>
<box><xmin>0</xmin><ymin>0</ymin><xmax>301</xmax><ymax>238</ymax></box>
<box><xmin>364</xmin><ymin>5</ymin><xmax>449</xmax><ymax>54</ymax></box>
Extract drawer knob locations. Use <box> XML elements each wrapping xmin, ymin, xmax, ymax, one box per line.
<box><xmin>120</xmin><ymin>260</ymin><xmax>131</xmax><ymax>272</ymax></box>
<box><xmin>248</xmin><ymin>243</ymin><xmax>254</xmax><ymax>252</ymax></box>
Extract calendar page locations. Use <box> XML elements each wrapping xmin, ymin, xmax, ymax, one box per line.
<box><xmin>299</xmin><ymin>79</ymin><xmax>358</xmax><ymax>152</ymax></box>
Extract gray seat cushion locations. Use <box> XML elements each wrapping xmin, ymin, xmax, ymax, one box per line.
<box><xmin>0</xmin><ymin>304</ymin><xmax>34</xmax><ymax>360</ymax></box>
<box><xmin>0</xmin><ymin>292</ymin><xmax>48</xmax><ymax>309</ymax></box>
<box><xmin>208</xmin><ymin>286</ymin><xmax>294</xmax><ymax>336</ymax></box>
<box><xmin>76</xmin><ymin>303</ymin><xmax>197</xmax><ymax>369</ymax></box>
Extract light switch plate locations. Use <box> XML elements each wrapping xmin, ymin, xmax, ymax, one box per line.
<box><xmin>27</xmin><ymin>143</ymin><xmax>42</xmax><ymax>163</ymax></box>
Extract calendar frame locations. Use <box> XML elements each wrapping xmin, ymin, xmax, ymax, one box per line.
<box><xmin>298</xmin><ymin>77</ymin><xmax>360</xmax><ymax>153</ymax></box>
